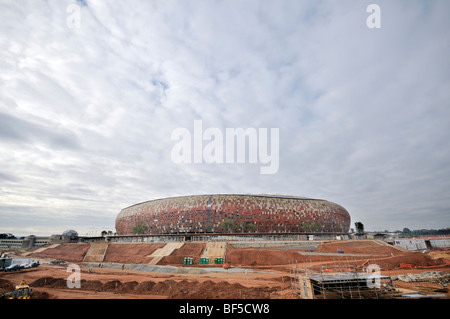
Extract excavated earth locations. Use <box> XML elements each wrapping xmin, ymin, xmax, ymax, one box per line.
<box><xmin>1</xmin><ymin>240</ymin><xmax>448</xmax><ymax>299</ymax></box>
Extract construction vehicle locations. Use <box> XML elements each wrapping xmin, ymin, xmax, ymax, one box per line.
<box><xmin>222</xmin><ymin>262</ymin><xmax>231</xmax><ymax>270</ymax></box>
<box><xmin>1</xmin><ymin>280</ymin><xmax>33</xmax><ymax>299</ymax></box>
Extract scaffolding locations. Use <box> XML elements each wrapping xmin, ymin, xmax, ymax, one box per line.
<box><xmin>289</xmin><ymin>259</ymin><xmax>391</xmax><ymax>299</ymax></box>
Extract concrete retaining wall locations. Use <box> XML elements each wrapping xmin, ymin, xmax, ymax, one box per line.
<box><xmin>430</xmin><ymin>239</ymin><xmax>450</xmax><ymax>248</ymax></box>
<box><xmin>393</xmin><ymin>239</ymin><xmax>427</xmax><ymax>251</ymax></box>
<box><xmin>229</xmin><ymin>240</ymin><xmax>320</xmax><ymax>251</ymax></box>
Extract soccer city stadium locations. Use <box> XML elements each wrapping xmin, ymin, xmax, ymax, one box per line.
<box><xmin>115</xmin><ymin>194</ymin><xmax>351</xmax><ymax>235</ymax></box>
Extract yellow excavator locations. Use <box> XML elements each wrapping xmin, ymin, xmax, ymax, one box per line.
<box><xmin>2</xmin><ymin>280</ymin><xmax>33</xmax><ymax>299</ymax></box>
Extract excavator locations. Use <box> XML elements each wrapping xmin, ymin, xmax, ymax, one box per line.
<box><xmin>1</xmin><ymin>280</ymin><xmax>33</xmax><ymax>299</ymax></box>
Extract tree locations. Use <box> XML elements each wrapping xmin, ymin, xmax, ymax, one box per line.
<box><xmin>245</xmin><ymin>223</ymin><xmax>256</xmax><ymax>233</ymax></box>
<box><xmin>402</xmin><ymin>228</ymin><xmax>411</xmax><ymax>233</ymax></box>
<box><xmin>310</xmin><ymin>222</ymin><xmax>322</xmax><ymax>232</ymax></box>
<box><xmin>0</xmin><ymin>233</ymin><xmax>16</xmax><ymax>239</ymax></box>
<box><xmin>101</xmin><ymin>230</ymin><xmax>113</xmax><ymax>237</ymax></box>
<box><xmin>132</xmin><ymin>221</ymin><xmax>149</xmax><ymax>235</ymax></box>
<box><xmin>219</xmin><ymin>219</ymin><xmax>237</xmax><ymax>233</ymax></box>
<box><xmin>238</xmin><ymin>221</ymin><xmax>256</xmax><ymax>233</ymax></box>
<box><xmin>355</xmin><ymin>222</ymin><xmax>364</xmax><ymax>234</ymax></box>
<box><xmin>301</xmin><ymin>222</ymin><xmax>311</xmax><ymax>232</ymax></box>
<box><xmin>219</xmin><ymin>219</ymin><xmax>256</xmax><ymax>233</ymax></box>
<box><xmin>301</xmin><ymin>222</ymin><xmax>322</xmax><ymax>232</ymax></box>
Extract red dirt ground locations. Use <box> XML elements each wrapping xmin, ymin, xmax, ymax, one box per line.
<box><xmin>0</xmin><ymin>264</ymin><xmax>288</xmax><ymax>299</ymax></box>
<box><xmin>103</xmin><ymin>243</ymin><xmax>166</xmax><ymax>264</ymax></box>
<box><xmin>3</xmin><ymin>240</ymin><xmax>447</xmax><ymax>299</ymax></box>
<box><xmin>315</xmin><ymin>240</ymin><xmax>401</xmax><ymax>255</ymax></box>
<box><xmin>158</xmin><ymin>243</ymin><xmax>205</xmax><ymax>265</ymax></box>
<box><xmin>22</xmin><ymin>241</ymin><xmax>449</xmax><ymax>271</ymax></box>
<box><xmin>225</xmin><ymin>246</ymin><xmax>325</xmax><ymax>267</ymax></box>
<box><xmin>28</xmin><ymin>243</ymin><xmax>91</xmax><ymax>262</ymax></box>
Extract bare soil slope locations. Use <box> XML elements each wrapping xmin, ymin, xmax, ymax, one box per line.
<box><xmin>28</xmin><ymin>243</ymin><xmax>90</xmax><ymax>262</ymax></box>
<box><xmin>103</xmin><ymin>243</ymin><xmax>165</xmax><ymax>264</ymax></box>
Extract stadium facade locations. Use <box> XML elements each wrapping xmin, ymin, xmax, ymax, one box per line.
<box><xmin>115</xmin><ymin>194</ymin><xmax>351</xmax><ymax>235</ymax></box>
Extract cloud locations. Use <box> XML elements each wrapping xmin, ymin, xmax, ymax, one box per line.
<box><xmin>0</xmin><ymin>111</ymin><xmax>81</xmax><ymax>149</ymax></box>
<box><xmin>0</xmin><ymin>0</ymin><xmax>449</xmax><ymax>235</ymax></box>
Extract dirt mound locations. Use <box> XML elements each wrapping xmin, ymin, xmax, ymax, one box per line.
<box><xmin>151</xmin><ymin>279</ymin><xmax>177</xmax><ymax>294</ymax></box>
<box><xmin>81</xmin><ymin>280</ymin><xmax>103</xmax><ymax>290</ymax></box>
<box><xmin>202</xmin><ymin>279</ymin><xmax>216</xmax><ymax>287</ymax></box>
<box><xmin>116</xmin><ymin>281</ymin><xmax>139</xmax><ymax>294</ymax></box>
<box><xmin>98</xmin><ymin>280</ymin><xmax>122</xmax><ymax>292</ymax></box>
<box><xmin>0</xmin><ymin>278</ymin><xmax>14</xmax><ymax>290</ymax></box>
<box><xmin>168</xmin><ymin>279</ymin><xmax>200</xmax><ymax>298</ymax></box>
<box><xmin>131</xmin><ymin>278</ymin><xmax>268</xmax><ymax>298</ymax></box>
<box><xmin>30</xmin><ymin>277</ymin><xmax>69</xmax><ymax>289</ymax></box>
<box><xmin>167</xmin><ymin>280</ymin><xmax>278</xmax><ymax>299</ymax></box>
<box><xmin>103</xmin><ymin>243</ymin><xmax>165</xmax><ymax>264</ymax></box>
<box><xmin>32</xmin><ymin>291</ymin><xmax>51</xmax><ymax>299</ymax></box>
<box><xmin>30</xmin><ymin>276</ymin><xmax>136</xmax><ymax>294</ymax></box>
<box><xmin>30</xmin><ymin>277</ymin><xmax>60</xmax><ymax>287</ymax></box>
<box><xmin>135</xmin><ymin>278</ymin><xmax>281</xmax><ymax>299</ymax></box>
<box><xmin>133</xmin><ymin>280</ymin><xmax>156</xmax><ymax>294</ymax></box>
<box><xmin>25</xmin><ymin>275</ymin><xmax>282</xmax><ymax>299</ymax></box>
<box><xmin>0</xmin><ymin>278</ymin><xmax>14</xmax><ymax>295</ymax></box>
<box><xmin>49</xmin><ymin>278</ymin><xmax>68</xmax><ymax>288</ymax></box>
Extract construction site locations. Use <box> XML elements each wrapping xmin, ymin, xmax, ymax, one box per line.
<box><xmin>1</xmin><ymin>237</ymin><xmax>449</xmax><ymax>299</ymax></box>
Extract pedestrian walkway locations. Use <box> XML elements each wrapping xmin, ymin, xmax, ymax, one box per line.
<box><xmin>83</xmin><ymin>241</ymin><xmax>109</xmax><ymax>262</ymax></box>
<box><xmin>148</xmin><ymin>242</ymin><xmax>184</xmax><ymax>265</ymax></box>
<box><xmin>201</xmin><ymin>242</ymin><xmax>227</xmax><ymax>259</ymax></box>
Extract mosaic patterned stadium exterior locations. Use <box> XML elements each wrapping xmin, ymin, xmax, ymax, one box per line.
<box><xmin>115</xmin><ymin>194</ymin><xmax>351</xmax><ymax>235</ymax></box>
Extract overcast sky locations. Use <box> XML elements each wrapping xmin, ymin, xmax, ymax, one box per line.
<box><xmin>1</xmin><ymin>0</ymin><xmax>449</xmax><ymax>236</ymax></box>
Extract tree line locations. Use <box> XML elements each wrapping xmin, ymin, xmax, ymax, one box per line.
<box><xmin>399</xmin><ymin>227</ymin><xmax>450</xmax><ymax>236</ymax></box>
<box><xmin>129</xmin><ymin>219</ymin><xmax>324</xmax><ymax>234</ymax></box>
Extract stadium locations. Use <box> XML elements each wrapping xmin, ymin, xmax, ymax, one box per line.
<box><xmin>115</xmin><ymin>194</ymin><xmax>351</xmax><ymax>235</ymax></box>
<box><xmin>11</xmin><ymin>195</ymin><xmax>450</xmax><ymax>300</ymax></box>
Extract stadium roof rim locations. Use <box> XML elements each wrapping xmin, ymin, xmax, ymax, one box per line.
<box><xmin>121</xmin><ymin>194</ymin><xmax>326</xmax><ymax>210</ymax></box>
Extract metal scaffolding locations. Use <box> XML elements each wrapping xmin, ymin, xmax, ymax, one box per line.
<box><xmin>289</xmin><ymin>259</ymin><xmax>391</xmax><ymax>299</ymax></box>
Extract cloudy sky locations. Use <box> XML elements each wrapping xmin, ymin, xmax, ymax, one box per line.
<box><xmin>1</xmin><ymin>0</ymin><xmax>449</xmax><ymax>236</ymax></box>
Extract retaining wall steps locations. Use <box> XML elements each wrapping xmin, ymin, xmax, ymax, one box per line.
<box><xmin>83</xmin><ymin>241</ymin><xmax>109</xmax><ymax>263</ymax></box>
<box><xmin>148</xmin><ymin>242</ymin><xmax>184</xmax><ymax>265</ymax></box>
